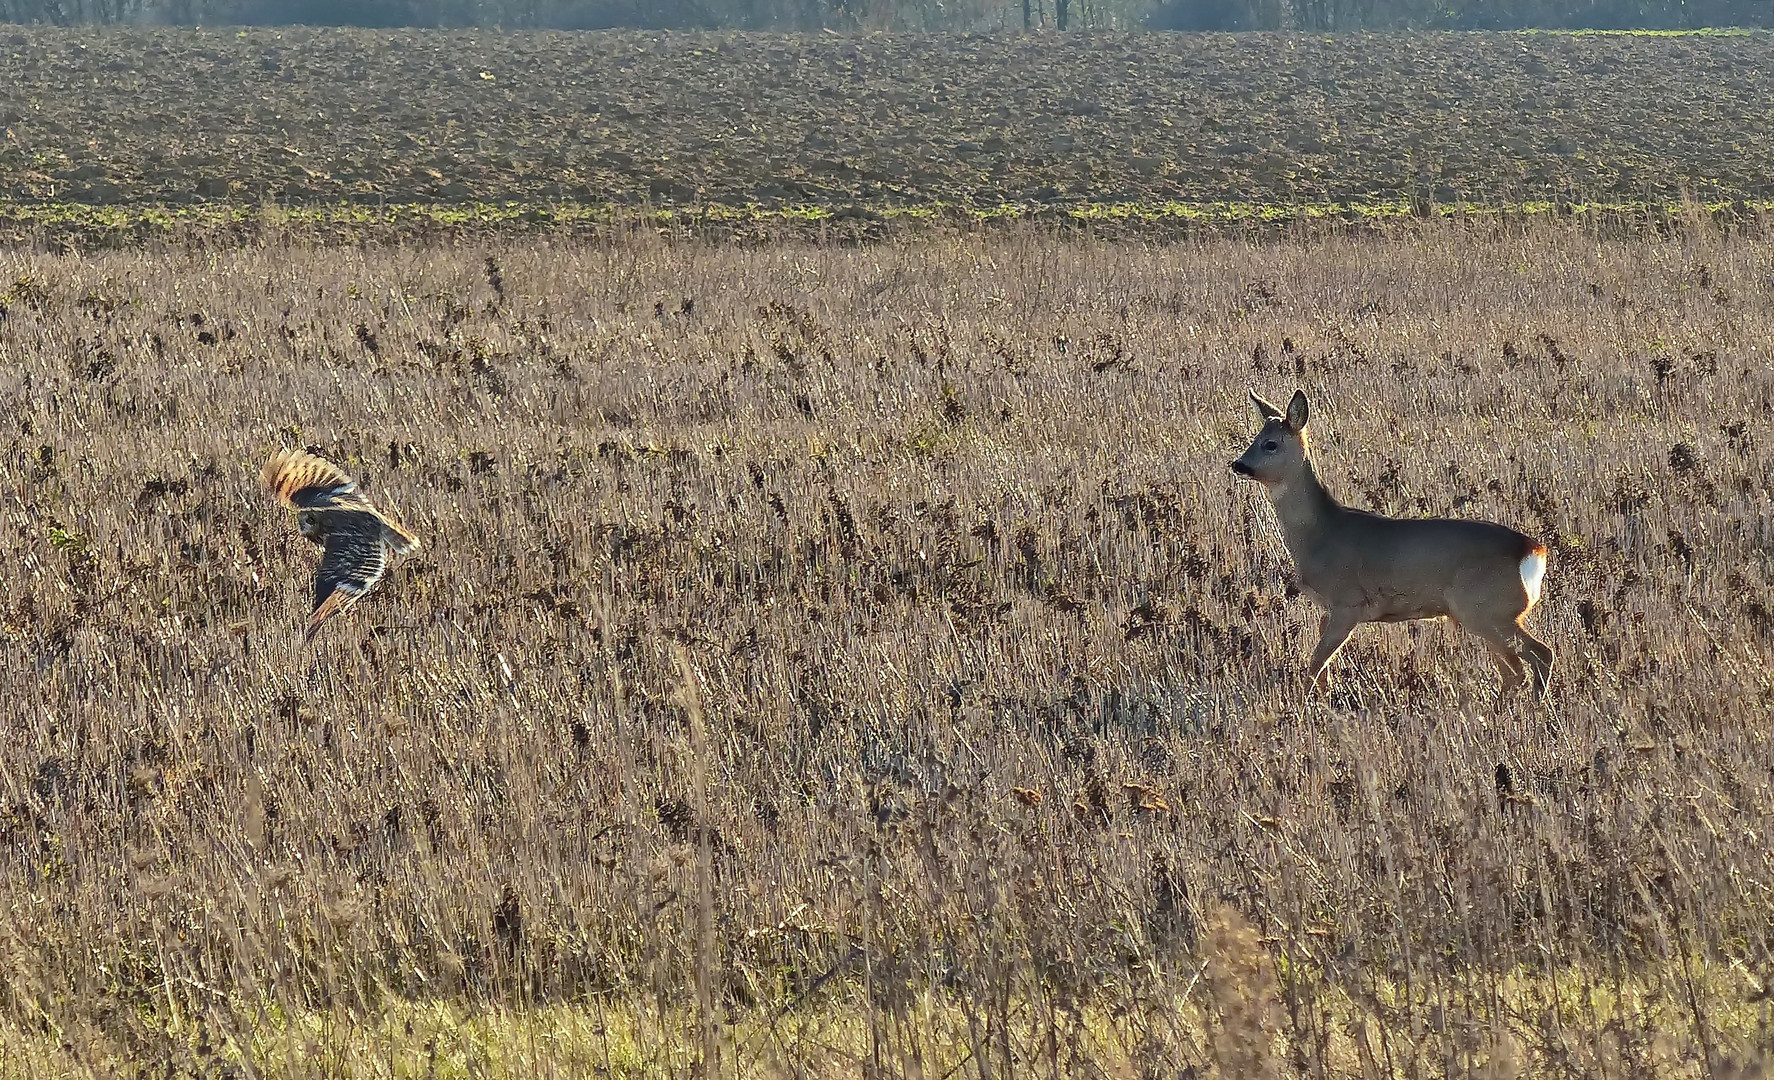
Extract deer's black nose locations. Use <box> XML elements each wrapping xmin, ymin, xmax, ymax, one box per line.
<box><xmin>1230</xmin><ymin>461</ymin><xmax>1253</xmax><ymax>476</ymax></box>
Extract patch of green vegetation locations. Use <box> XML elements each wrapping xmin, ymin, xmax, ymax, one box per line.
<box><xmin>45</xmin><ymin>525</ymin><xmax>86</xmax><ymax>550</ymax></box>
<box><xmin>1</xmin><ymin>958</ymin><xmax>1765</xmax><ymax>1080</ymax></box>
<box><xmin>1063</xmin><ymin>197</ymin><xmax>1774</xmax><ymax>222</ymax></box>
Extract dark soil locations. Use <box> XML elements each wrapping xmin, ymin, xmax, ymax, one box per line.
<box><xmin>1</xmin><ymin>27</ymin><xmax>1770</xmax><ymax>210</ymax></box>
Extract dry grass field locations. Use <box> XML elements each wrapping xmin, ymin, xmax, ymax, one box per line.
<box><xmin>1</xmin><ymin>215</ymin><xmax>1773</xmax><ymax>1077</ymax></box>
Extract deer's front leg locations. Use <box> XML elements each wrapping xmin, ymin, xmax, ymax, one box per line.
<box><xmin>1307</xmin><ymin>610</ymin><xmax>1361</xmax><ymax>691</ymax></box>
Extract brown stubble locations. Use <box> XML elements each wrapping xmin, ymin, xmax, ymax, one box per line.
<box><xmin>0</xmin><ymin>216</ymin><xmax>1771</xmax><ymax>1074</ymax></box>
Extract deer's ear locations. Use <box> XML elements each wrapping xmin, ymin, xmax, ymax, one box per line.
<box><xmin>1285</xmin><ymin>390</ymin><xmax>1310</xmax><ymax>432</ymax></box>
<box><xmin>1249</xmin><ymin>389</ymin><xmax>1285</xmax><ymax>421</ymax></box>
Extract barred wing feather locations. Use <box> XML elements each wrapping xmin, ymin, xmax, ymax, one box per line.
<box><xmin>304</xmin><ymin>514</ymin><xmax>389</xmax><ymax>642</ymax></box>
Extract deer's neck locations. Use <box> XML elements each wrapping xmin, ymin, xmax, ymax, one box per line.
<box><xmin>1266</xmin><ymin>456</ymin><xmax>1342</xmax><ymax>548</ymax></box>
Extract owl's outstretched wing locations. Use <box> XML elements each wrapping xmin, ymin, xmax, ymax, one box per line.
<box><xmin>263</xmin><ymin>449</ymin><xmax>371</xmax><ymax>511</ymax></box>
<box><xmin>375</xmin><ymin>513</ymin><xmax>421</xmax><ymax>556</ymax></box>
<box><xmin>305</xmin><ymin>512</ymin><xmax>390</xmax><ymax>642</ymax></box>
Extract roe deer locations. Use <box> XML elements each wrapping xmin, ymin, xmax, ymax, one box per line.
<box><xmin>1231</xmin><ymin>389</ymin><xmax>1553</xmax><ymax>697</ymax></box>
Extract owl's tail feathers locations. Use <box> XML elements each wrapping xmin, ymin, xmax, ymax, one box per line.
<box><xmin>381</xmin><ymin>517</ymin><xmax>421</xmax><ymax>556</ymax></box>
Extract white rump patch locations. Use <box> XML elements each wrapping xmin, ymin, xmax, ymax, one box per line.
<box><xmin>1520</xmin><ymin>551</ymin><xmax>1547</xmax><ymax>608</ymax></box>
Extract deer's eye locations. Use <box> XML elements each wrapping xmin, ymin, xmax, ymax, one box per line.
<box><xmin>1263</xmin><ymin>440</ymin><xmax>1279</xmax><ymax>453</ymax></box>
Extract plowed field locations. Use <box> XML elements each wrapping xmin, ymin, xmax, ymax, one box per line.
<box><xmin>2</xmin><ymin>27</ymin><xmax>1771</xmax><ymax>215</ymax></box>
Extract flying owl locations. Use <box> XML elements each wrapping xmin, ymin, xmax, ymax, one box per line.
<box><xmin>261</xmin><ymin>449</ymin><xmax>420</xmax><ymax>642</ymax></box>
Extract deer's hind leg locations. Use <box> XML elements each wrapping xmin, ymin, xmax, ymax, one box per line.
<box><xmin>1514</xmin><ymin>621</ymin><xmax>1555</xmax><ymax>699</ymax></box>
<box><xmin>1467</xmin><ymin>619</ymin><xmax>1553</xmax><ymax>699</ymax></box>
<box><xmin>1451</xmin><ymin>587</ymin><xmax>1544</xmax><ymax>697</ymax></box>
<box><xmin>1475</xmin><ymin>628</ymin><xmax>1526</xmax><ymax>688</ymax></box>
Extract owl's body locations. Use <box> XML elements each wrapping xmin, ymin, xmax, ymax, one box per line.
<box><xmin>261</xmin><ymin>449</ymin><xmax>420</xmax><ymax>642</ymax></box>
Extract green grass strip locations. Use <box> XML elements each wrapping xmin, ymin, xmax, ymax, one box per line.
<box><xmin>1</xmin><ymin>197</ymin><xmax>1770</xmax><ymax>242</ymax></box>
